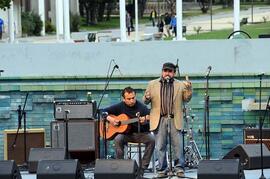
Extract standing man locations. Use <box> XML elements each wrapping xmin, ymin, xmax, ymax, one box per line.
<box><xmin>150</xmin><ymin>9</ymin><xmax>157</xmax><ymax>27</ymax></box>
<box><xmin>170</xmin><ymin>13</ymin><xmax>177</xmax><ymax>37</ymax></box>
<box><xmin>103</xmin><ymin>86</ymin><xmax>155</xmax><ymax>176</ymax></box>
<box><xmin>126</xmin><ymin>12</ymin><xmax>131</xmax><ymax>36</ymax></box>
<box><xmin>0</xmin><ymin>17</ymin><xmax>4</xmax><ymax>40</ymax></box>
<box><xmin>164</xmin><ymin>13</ymin><xmax>171</xmax><ymax>37</ymax></box>
<box><xmin>143</xmin><ymin>62</ymin><xmax>192</xmax><ymax>178</ymax></box>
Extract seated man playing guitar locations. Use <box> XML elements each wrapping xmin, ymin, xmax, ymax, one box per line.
<box><xmin>102</xmin><ymin>86</ymin><xmax>155</xmax><ymax>174</ymax></box>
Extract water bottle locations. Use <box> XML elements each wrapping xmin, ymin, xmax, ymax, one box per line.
<box><xmin>87</xmin><ymin>92</ymin><xmax>92</xmax><ymax>102</ymax></box>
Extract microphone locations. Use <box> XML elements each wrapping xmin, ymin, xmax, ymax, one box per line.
<box><xmin>0</xmin><ymin>70</ymin><xmax>4</xmax><ymax>76</ymax></box>
<box><xmin>257</xmin><ymin>72</ymin><xmax>265</xmax><ymax>77</ymax></box>
<box><xmin>205</xmin><ymin>66</ymin><xmax>212</xmax><ymax>77</ymax></box>
<box><xmin>64</xmin><ymin>110</ymin><xmax>70</xmax><ymax>114</ymax></box>
<box><xmin>112</xmin><ymin>59</ymin><xmax>123</xmax><ymax>76</ymax></box>
<box><xmin>165</xmin><ymin>76</ymin><xmax>171</xmax><ymax>83</ymax></box>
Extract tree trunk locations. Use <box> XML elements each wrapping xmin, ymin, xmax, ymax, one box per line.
<box><xmin>98</xmin><ymin>2</ymin><xmax>106</xmax><ymax>22</ymax></box>
<box><xmin>84</xmin><ymin>4</ymin><xmax>91</xmax><ymax>25</ymax></box>
<box><xmin>90</xmin><ymin>6</ymin><xmax>98</xmax><ymax>24</ymax></box>
<box><xmin>106</xmin><ymin>2</ymin><xmax>114</xmax><ymax>21</ymax></box>
<box><xmin>79</xmin><ymin>0</ymin><xmax>85</xmax><ymax>17</ymax></box>
<box><xmin>138</xmin><ymin>0</ymin><xmax>147</xmax><ymax>18</ymax></box>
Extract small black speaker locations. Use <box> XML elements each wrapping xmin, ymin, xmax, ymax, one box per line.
<box><xmin>198</xmin><ymin>159</ymin><xmax>245</xmax><ymax>179</ymax></box>
<box><xmin>258</xmin><ymin>34</ymin><xmax>270</xmax><ymax>38</ymax></box>
<box><xmin>0</xmin><ymin>160</ymin><xmax>21</xmax><ymax>179</ymax></box>
<box><xmin>94</xmin><ymin>159</ymin><xmax>138</xmax><ymax>179</ymax></box>
<box><xmin>36</xmin><ymin>159</ymin><xmax>85</xmax><ymax>179</ymax></box>
<box><xmin>223</xmin><ymin>144</ymin><xmax>270</xmax><ymax>169</ymax></box>
<box><xmin>28</xmin><ymin>148</ymin><xmax>66</xmax><ymax>173</ymax></box>
<box><xmin>51</xmin><ymin>120</ymin><xmax>98</xmax><ymax>152</ymax></box>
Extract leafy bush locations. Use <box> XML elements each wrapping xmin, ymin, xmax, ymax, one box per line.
<box><xmin>70</xmin><ymin>13</ymin><xmax>81</xmax><ymax>32</ymax></box>
<box><xmin>45</xmin><ymin>20</ymin><xmax>55</xmax><ymax>34</ymax></box>
<box><xmin>32</xmin><ymin>12</ymin><xmax>43</xmax><ymax>36</ymax></box>
<box><xmin>193</xmin><ymin>26</ymin><xmax>202</xmax><ymax>35</ymax></box>
<box><xmin>21</xmin><ymin>12</ymin><xmax>43</xmax><ymax>36</ymax></box>
<box><xmin>21</xmin><ymin>12</ymin><xmax>35</xmax><ymax>36</ymax></box>
<box><xmin>262</xmin><ymin>16</ymin><xmax>267</xmax><ymax>23</ymax></box>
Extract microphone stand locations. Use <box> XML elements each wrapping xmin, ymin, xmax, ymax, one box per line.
<box><xmin>204</xmin><ymin>71</ymin><xmax>210</xmax><ymax>159</ymax></box>
<box><xmin>175</xmin><ymin>59</ymin><xmax>187</xmax><ymax>163</ymax></box>
<box><xmin>95</xmin><ymin>64</ymin><xmax>119</xmax><ymax>159</ymax></box>
<box><xmin>64</xmin><ymin>110</ymin><xmax>70</xmax><ymax>159</ymax></box>
<box><xmin>10</xmin><ymin>93</ymin><xmax>29</xmax><ymax>168</ymax></box>
<box><xmin>258</xmin><ymin>74</ymin><xmax>266</xmax><ymax>179</ymax></box>
<box><xmin>259</xmin><ymin>96</ymin><xmax>270</xmax><ymax>179</ymax></box>
<box><xmin>167</xmin><ymin>113</ymin><xmax>176</xmax><ymax>178</ymax></box>
<box><xmin>136</xmin><ymin>112</ymin><xmax>143</xmax><ymax>176</ymax></box>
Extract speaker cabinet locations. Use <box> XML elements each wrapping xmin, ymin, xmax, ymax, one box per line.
<box><xmin>223</xmin><ymin>144</ymin><xmax>270</xmax><ymax>169</ymax></box>
<box><xmin>37</xmin><ymin>159</ymin><xmax>85</xmax><ymax>179</ymax></box>
<box><xmin>94</xmin><ymin>159</ymin><xmax>138</xmax><ymax>179</ymax></box>
<box><xmin>51</xmin><ymin>120</ymin><xmax>98</xmax><ymax>151</ymax></box>
<box><xmin>51</xmin><ymin>120</ymin><xmax>99</xmax><ymax>163</ymax></box>
<box><xmin>28</xmin><ymin>148</ymin><xmax>66</xmax><ymax>173</ymax></box>
<box><xmin>198</xmin><ymin>159</ymin><xmax>245</xmax><ymax>179</ymax></box>
<box><xmin>0</xmin><ymin>160</ymin><xmax>22</xmax><ymax>179</ymax></box>
<box><xmin>4</xmin><ymin>128</ymin><xmax>45</xmax><ymax>165</ymax></box>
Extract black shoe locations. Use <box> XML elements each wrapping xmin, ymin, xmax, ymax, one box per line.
<box><xmin>156</xmin><ymin>170</ymin><xmax>167</xmax><ymax>178</ymax></box>
<box><xmin>175</xmin><ymin>167</ymin><xmax>185</xmax><ymax>178</ymax></box>
<box><xmin>137</xmin><ymin>168</ymin><xmax>145</xmax><ymax>178</ymax></box>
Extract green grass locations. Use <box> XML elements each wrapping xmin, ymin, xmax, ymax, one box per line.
<box><xmin>80</xmin><ymin>17</ymin><xmax>150</xmax><ymax>31</ymax></box>
<box><xmin>186</xmin><ymin>21</ymin><xmax>270</xmax><ymax>40</ymax></box>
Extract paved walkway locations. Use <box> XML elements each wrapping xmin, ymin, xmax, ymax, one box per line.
<box><xmin>0</xmin><ymin>6</ymin><xmax>269</xmax><ymax>43</ymax></box>
<box><xmin>184</xmin><ymin>6</ymin><xmax>270</xmax><ymax>33</ymax></box>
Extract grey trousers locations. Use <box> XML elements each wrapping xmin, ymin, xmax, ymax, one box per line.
<box><xmin>154</xmin><ymin>116</ymin><xmax>184</xmax><ymax>171</ymax></box>
<box><xmin>114</xmin><ymin>132</ymin><xmax>155</xmax><ymax>169</ymax></box>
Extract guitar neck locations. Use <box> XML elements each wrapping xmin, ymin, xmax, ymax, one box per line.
<box><xmin>121</xmin><ymin>118</ymin><xmax>139</xmax><ymax>125</ymax></box>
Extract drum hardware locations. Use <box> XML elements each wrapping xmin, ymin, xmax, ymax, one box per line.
<box><xmin>184</xmin><ymin>107</ymin><xmax>202</xmax><ymax>168</ymax></box>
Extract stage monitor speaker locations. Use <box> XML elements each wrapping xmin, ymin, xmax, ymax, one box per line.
<box><xmin>94</xmin><ymin>159</ymin><xmax>138</xmax><ymax>179</ymax></box>
<box><xmin>28</xmin><ymin>148</ymin><xmax>66</xmax><ymax>173</ymax></box>
<box><xmin>51</xmin><ymin>120</ymin><xmax>98</xmax><ymax>152</ymax></box>
<box><xmin>223</xmin><ymin>144</ymin><xmax>270</xmax><ymax>169</ymax></box>
<box><xmin>36</xmin><ymin>159</ymin><xmax>85</xmax><ymax>179</ymax></box>
<box><xmin>197</xmin><ymin>159</ymin><xmax>245</xmax><ymax>179</ymax></box>
<box><xmin>0</xmin><ymin>160</ymin><xmax>22</xmax><ymax>179</ymax></box>
<box><xmin>4</xmin><ymin>128</ymin><xmax>45</xmax><ymax>165</ymax></box>
<box><xmin>244</xmin><ymin>128</ymin><xmax>270</xmax><ymax>150</ymax></box>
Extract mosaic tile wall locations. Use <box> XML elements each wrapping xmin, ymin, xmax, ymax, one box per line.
<box><xmin>0</xmin><ymin>75</ymin><xmax>270</xmax><ymax>160</ymax></box>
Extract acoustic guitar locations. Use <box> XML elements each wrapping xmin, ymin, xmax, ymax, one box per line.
<box><xmin>99</xmin><ymin>113</ymin><xmax>147</xmax><ymax>140</ymax></box>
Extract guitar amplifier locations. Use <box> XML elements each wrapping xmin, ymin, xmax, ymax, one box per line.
<box><xmin>54</xmin><ymin>100</ymin><xmax>96</xmax><ymax>120</ymax></box>
<box><xmin>244</xmin><ymin>128</ymin><xmax>270</xmax><ymax>150</ymax></box>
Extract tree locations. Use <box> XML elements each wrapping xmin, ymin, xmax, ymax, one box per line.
<box><xmin>165</xmin><ymin>0</ymin><xmax>176</xmax><ymax>14</ymax></box>
<box><xmin>0</xmin><ymin>0</ymin><xmax>12</xmax><ymax>10</ymax></box>
<box><xmin>79</xmin><ymin>0</ymin><xmax>116</xmax><ymax>24</ymax></box>
<box><xmin>79</xmin><ymin>0</ymin><xmax>98</xmax><ymax>25</ymax></box>
<box><xmin>79</xmin><ymin>0</ymin><xmax>147</xmax><ymax>25</ymax></box>
<box><xmin>126</xmin><ymin>0</ymin><xmax>147</xmax><ymax>19</ymax></box>
<box><xmin>198</xmin><ymin>0</ymin><xmax>210</xmax><ymax>13</ymax></box>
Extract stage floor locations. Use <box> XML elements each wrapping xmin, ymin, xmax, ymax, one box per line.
<box><xmin>20</xmin><ymin>168</ymin><xmax>270</xmax><ymax>179</ymax></box>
